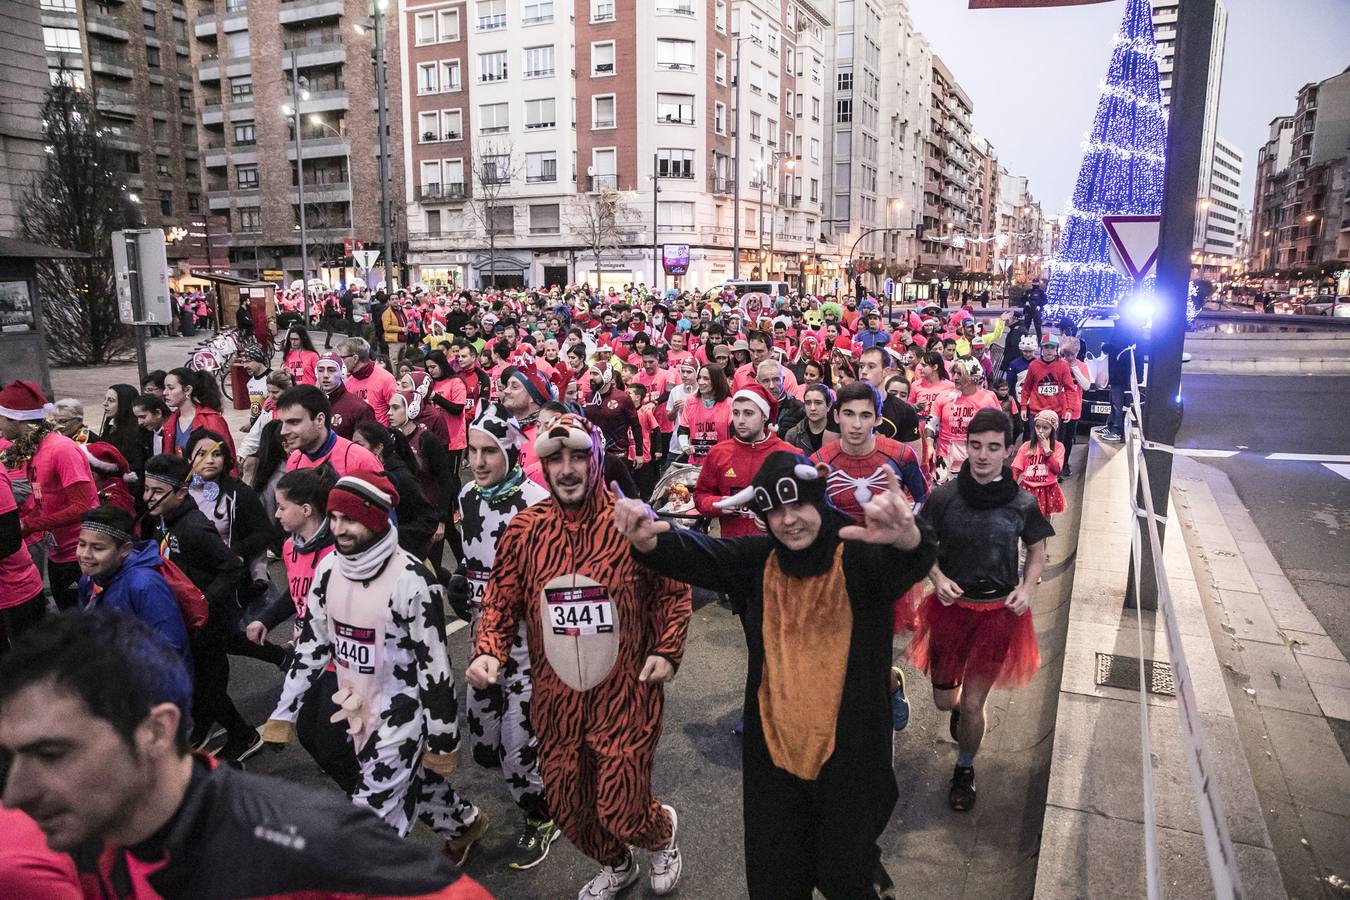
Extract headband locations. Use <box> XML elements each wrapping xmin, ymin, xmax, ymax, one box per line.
<box><xmin>80</xmin><ymin>520</ymin><xmax>133</xmax><ymax>544</ymax></box>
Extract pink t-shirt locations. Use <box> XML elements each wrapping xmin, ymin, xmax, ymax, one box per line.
<box><xmin>680</xmin><ymin>397</ymin><xmax>731</xmax><ymax>465</ymax></box>
<box><xmin>634</xmin><ymin>367</ymin><xmax>675</xmax><ymax>432</ymax></box>
<box><xmin>931</xmin><ymin>388</ymin><xmax>1001</xmax><ymax>459</ymax></box>
<box><xmin>433</xmin><ymin>376</ymin><xmax>469</xmax><ymax>451</ymax></box>
<box><xmin>345</xmin><ymin>362</ymin><xmax>397</xmax><ymax>426</ymax></box>
<box><xmin>908</xmin><ymin>378</ymin><xmax>954</xmax><ymax>421</ymax></box>
<box><xmin>285</xmin><ymin>433</ymin><xmax>381</xmax><ymax>478</ymax></box>
<box><xmin>0</xmin><ymin>468</ymin><xmax>44</xmax><ymax>606</ymax></box>
<box><xmin>29</xmin><ymin>432</ymin><xmax>95</xmax><ymax>563</ymax></box>
<box><xmin>284</xmin><ymin>349</ymin><xmax>319</xmax><ymax>386</ymax></box>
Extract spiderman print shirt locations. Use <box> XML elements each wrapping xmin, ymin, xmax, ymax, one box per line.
<box><xmin>812</xmin><ymin>438</ymin><xmax>928</xmax><ymax>524</ymax></box>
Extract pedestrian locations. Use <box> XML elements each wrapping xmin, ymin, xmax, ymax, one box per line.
<box><xmin>693</xmin><ymin>384</ymin><xmax>795</xmax><ymax>539</ymax></box>
<box><xmin>277</xmin><ymin>385</ymin><xmax>381</xmax><ymax>477</ymax></box>
<box><xmin>783</xmin><ymin>384</ymin><xmax>834</xmax><ymax>455</ymax></box>
<box><xmin>161</xmin><ymin>367</ymin><xmax>235</xmax><ymax>460</ymax></box>
<box><xmin>351</xmin><ymin>421</ymin><xmax>440</xmax><ymax>562</ymax></box>
<box><xmin>467</xmin><ymin>414</ymin><xmax>690</xmax><ymax>899</ymax></box>
<box><xmin>260</xmin><ymin>470</ymin><xmax>488</xmax><ymax>864</ymax></box>
<box><xmin>0</xmin><ymin>464</ymin><xmax>44</xmax><ymax>655</ymax></box>
<box><xmin>1013</xmin><ymin>410</ymin><xmax>1067</xmax><ymax>518</ymax></box>
<box><xmin>1056</xmin><ymin>335</ymin><xmax>1091</xmax><ymax>479</ymax></box>
<box><xmin>675</xmin><ymin>363</ymin><xmax>732</xmax><ymax>466</ymax></box>
<box><xmin>908</xmin><ymin>408</ymin><xmax>1053</xmax><ymax>812</ymax></box>
<box><xmin>339</xmin><ymin>336</ymin><xmax>398</xmax><ymax>426</ymax></box>
<box><xmin>132</xmin><ymin>393</ymin><xmax>169</xmax><ymax>462</ymax></box>
<box><xmin>313</xmin><ymin>352</ymin><xmax>376</xmax><ymax>439</ymax></box>
<box><xmin>97</xmin><ymin>384</ymin><xmax>144</xmax><ymax>477</ymax></box>
<box><xmin>0</xmin><ymin>609</ymin><xmax>491</xmax><ymax>899</ymax></box>
<box><xmin>282</xmin><ymin>325</ymin><xmax>320</xmax><ymax>386</ymax></box>
<box><xmin>927</xmin><ymin>358</ymin><xmax>1000</xmax><ymax>481</ymax></box>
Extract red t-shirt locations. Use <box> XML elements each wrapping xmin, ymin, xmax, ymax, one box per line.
<box><xmin>433</xmin><ymin>377</ymin><xmax>469</xmax><ymax>451</ymax></box>
<box><xmin>0</xmin><ymin>467</ymin><xmax>44</xmax><ymax>605</ymax></box>
<box><xmin>27</xmin><ymin>432</ymin><xmax>95</xmax><ymax>563</ymax></box>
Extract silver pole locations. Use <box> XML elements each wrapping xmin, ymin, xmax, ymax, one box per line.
<box><xmin>374</xmin><ymin>1</ymin><xmax>395</xmax><ymax>290</ymax></box>
<box><xmin>731</xmin><ymin>37</ymin><xmax>742</xmax><ymax>280</ymax></box>
<box><xmin>292</xmin><ymin>51</ymin><xmax>310</xmax><ymax>322</ymax></box>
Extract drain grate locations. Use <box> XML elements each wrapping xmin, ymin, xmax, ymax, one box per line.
<box><xmin>1095</xmin><ymin>652</ymin><xmax>1176</xmax><ymax>696</ymax></box>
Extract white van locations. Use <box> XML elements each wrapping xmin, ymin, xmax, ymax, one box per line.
<box><xmin>723</xmin><ymin>280</ymin><xmax>791</xmax><ymax>299</ymax></box>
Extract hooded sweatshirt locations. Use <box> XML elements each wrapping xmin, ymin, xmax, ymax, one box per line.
<box><xmin>80</xmin><ymin>540</ymin><xmax>192</xmax><ymax>664</ymax></box>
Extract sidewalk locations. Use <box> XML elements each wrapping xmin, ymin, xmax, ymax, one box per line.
<box><xmin>1172</xmin><ymin>457</ymin><xmax>1350</xmax><ymax>899</ymax></box>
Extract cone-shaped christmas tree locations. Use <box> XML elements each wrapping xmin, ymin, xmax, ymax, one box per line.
<box><xmin>1045</xmin><ymin>0</ymin><xmax>1167</xmax><ymax>319</ymax></box>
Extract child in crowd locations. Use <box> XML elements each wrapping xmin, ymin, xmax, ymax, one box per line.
<box><xmin>1012</xmin><ymin>409</ymin><xmax>1065</xmax><ymax>519</ymax></box>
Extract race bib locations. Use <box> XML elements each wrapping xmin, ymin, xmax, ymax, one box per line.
<box><xmin>332</xmin><ymin>619</ymin><xmax>376</xmax><ymax>674</ymax></box>
<box><xmin>466</xmin><ymin>566</ymin><xmax>490</xmax><ymax>605</ymax></box>
<box><xmin>545</xmin><ymin>584</ymin><xmax>615</xmax><ymax>637</ymax></box>
<box><xmin>1037</xmin><ymin>383</ymin><xmax>1058</xmax><ymax>396</ymax></box>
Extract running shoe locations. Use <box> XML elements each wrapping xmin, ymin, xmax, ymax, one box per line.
<box><xmin>577</xmin><ymin>853</ymin><xmax>640</xmax><ymax>899</ymax></box>
<box><xmin>948</xmin><ymin>765</ymin><xmax>977</xmax><ymax>812</ymax></box>
<box><xmin>444</xmin><ymin>811</ymin><xmax>490</xmax><ymax>867</ymax></box>
<box><xmin>507</xmin><ymin>817</ymin><xmax>560</xmax><ymax>870</ymax></box>
<box><xmin>649</xmin><ymin>804</ymin><xmax>682</xmax><ymax>895</ymax></box>
<box><xmin>891</xmin><ymin>667</ymin><xmax>910</xmax><ymax>732</ymax></box>
<box><xmin>1097</xmin><ymin>429</ymin><xmax>1124</xmax><ymax>443</ymax></box>
<box><xmin>217</xmin><ymin>731</ymin><xmax>264</xmax><ymax>766</ymax></box>
<box><xmin>191</xmin><ymin>724</ymin><xmax>226</xmax><ymax>753</ymax></box>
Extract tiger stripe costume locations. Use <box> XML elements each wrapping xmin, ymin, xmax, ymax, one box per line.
<box><xmin>476</xmin><ymin>416</ymin><xmax>692</xmax><ymax>869</ymax></box>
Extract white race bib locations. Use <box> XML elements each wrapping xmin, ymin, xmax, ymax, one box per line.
<box><xmin>545</xmin><ymin>584</ymin><xmax>615</xmax><ymax>637</ymax></box>
<box><xmin>1037</xmin><ymin>383</ymin><xmax>1058</xmax><ymax>396</ymax></box>
<box><xmin>465</xmin><ymin>566</ymin><xmax>490</xmax><ymax>605</ymax></box>
<box><xmin>539</xmin><ymin>574</ymin><xmax>621</xmax><ymax>692</ymax></box>
<box><xmin>332</xmin><ymin>619</ymin><xmax>376</xmax><ymax>675</ymax></box>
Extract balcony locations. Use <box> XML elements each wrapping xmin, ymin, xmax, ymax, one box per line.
<box><xmin>417</xmin><ymin>183</ymin><xmax>466</xmax><ymax>202</ymax></box>
<box><xmin>94</xmin><ymin>87</ymin><xmax>138</xmax><ymax>116</ymax></box>
<box><xmin>85</xmin><ymin>12</ymin><xmax>131</xmax><ymax>40</ymax></box>
<box><xmin>290</xmin><ymin>88</ymin><xmax>349</xmax><ymax>114</ymax></box>
<box><xmin>90</xmin><ymin>52</ymin><xmax>134</xmax><ymax>80</ymax></box>
<box><xmin>285</xmin><ymin>135</ymin><xmax>349</xmax><ymax>160</ymax></box>
<box><xmin>201</xmin><ymin>102</ymin><xmax>224</xmax><ymax>124</ymax></box>
<box><xmin>588</xmin><ymin>173</ymin><xmax>618</xmax><ymax>191</ymax></box>
<box><xmin>291</xmin><ymin>181</ymin><xmax>351</xmax><ymax>204</ymax></box>
<box><xmin>279</xmin><ymin>0</ymin><xmax>344</xmax><ymax>24</ymax></box>
<box><xmin>282</xmin><ymin>35</ymin><xmax>345</xmax><ymax>67</ymax></box>
<box><xmin>193</xmin><ymin>14</ymin><xmax>218</xmax><ymax>37</ymax></box>
<box><xmin>710</xmin><ymin>176</ymin><xmax>735</xmax><ymax>194</ymax></box>
<box><xmin>783</xmin><ymin>194</ymin><xmax>802</xmax><ymax>208</ymax></box>
<box><xmin>655</xmin><ymin>2</ymin><xmax>695</xmax><ymax>14</ymax></box>
<box><xmin>198</xmin><ymin>56</ymin><xmax>221</xmax><ymax>81</ymax></box>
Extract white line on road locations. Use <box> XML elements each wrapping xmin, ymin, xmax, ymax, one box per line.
<box><xmin>1267</xmin><ymin>453</ymin><xmax>1350</xmax><ymax>463</ymax></box>
<box><xmin>1176</xmin><ymin>449</ymin><xmax>1240</xmax><ymax>458</ymax></box>
<box><xmin>446</xmin><ymin>619</ymin><xmax>468</xmax><ymax>636</ymax></box>
<box><xmin>1325</xmin><ymin>464</ymin><xmax>1350</xmax><ymax>482</ymax></box>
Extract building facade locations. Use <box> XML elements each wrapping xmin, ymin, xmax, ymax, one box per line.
<box><xmin>2</xmin><ymin>0</ymin><xmax>50</xmax><ymax>238</ymax></box>
<box><xmin>189</xmin><ymin>0</ymin><xmax>406</xmax><ymax>284</ymax></box>
<box><xmin>875</xmin><ymin>0</ymin><xmax>929</xmax><ymax>289</ymax></box>
<box><xmin>917</xmin><ymin>53</ymin><xmax>973</xmax><ymax>276</ymax></box>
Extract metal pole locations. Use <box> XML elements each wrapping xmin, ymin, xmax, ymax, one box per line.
<box><xmin>125</xmin><ymin>234</ymin><xmax>149</xmax><ymax>385</ymax></box>
<box><xmin>374</xmin><ymin>0</ymin><xmax>395</xmax><ymax>291</ymax></box>
<box><xmin>291</xmin><ymin>52</ymin><xmax>310</xmax><ymax>323</ymax></box>
<box><xmin>1126</xmin><ymin>0</ymin><xmax>1215</xmax><ymax>611</ymax></box>
<box><xmin>652</xmin><ymin>152</ymin><xmax>660</xmax><ymax>288</ymax></box>
<box><xmin>731</xmin><ymin>36</ymin><xmax>742</xmax><ymax>280</ymax></box>
<box><xmin>768</xmin><ymin>157</ymin><xmax>776</xmax><ymax>280</ymax></box>
<box><xmin>757</xmin><ymin>148</ymin><xmax>765</xmax><ymax>275</ymax></box>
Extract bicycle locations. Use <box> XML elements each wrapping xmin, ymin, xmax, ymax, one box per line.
<box><xmin>187</xmin><ymin>329</ymin><xmax>241</xmax><ymax>403</ymax></box>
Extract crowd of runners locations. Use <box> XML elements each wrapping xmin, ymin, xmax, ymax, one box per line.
<box><xmin>0</xmin><ymin>279</ymin><xmax>1098</xmax><ymax>899</ymax></box>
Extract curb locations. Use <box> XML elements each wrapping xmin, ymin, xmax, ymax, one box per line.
<box><xmin>1182</xmin><ymin>359</ymin><xmax>1350</xmax><ymax>376</ymax></box>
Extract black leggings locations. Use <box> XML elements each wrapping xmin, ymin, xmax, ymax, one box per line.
<box><xmin>1058</xmin><ymin>419</ymin><xmax>1078</xmax><ymax>469</ymax></box>
<box><xmin>46</xmin><ymin>559</ymin><xmax>83</xmax><ymax>611</ymax></box>
<box><xmin>0</xmin><ymin>590</ymin><xmax>47</xmax><ymax>656</ymax></box>
<box><xmin>191</xmin><ymin>631</ymin><xmax>252</xmax><ymax>741</ymax></box>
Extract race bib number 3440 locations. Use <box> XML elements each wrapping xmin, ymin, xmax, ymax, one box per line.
<box><xmin>544</xmin><ymin>585</ymin><xmax>615</xmax><ymax>637</ymax></box>
<box><xmin>333</xmin><ymin>620</ymin><xmax>376</xmax><ymax>674</ymax></box>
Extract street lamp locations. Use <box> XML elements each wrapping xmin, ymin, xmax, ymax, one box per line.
<box><xmin>755</xmin><ymin>149</ymin><xmax>794</xmax><ymax>281</ymax></box>
<box><xmin>286</xmin><ymin>51</ymin><xmax>313</xmax><ymax>321</ymax></box>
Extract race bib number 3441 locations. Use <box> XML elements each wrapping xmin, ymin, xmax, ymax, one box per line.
<box><xmin>544</xmin><ymin>585</ymin><xmax>615</xmax><ymax>637</ymax></box>
<box><xmin>333</xmin><ymin>621</ymin><xmax>376</xmax><ymax>674</ymax></box>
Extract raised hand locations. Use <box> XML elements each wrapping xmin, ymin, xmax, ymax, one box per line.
<box><xmin>611</xmin><ymin>481</ymin><xmax>670</xmax><ymax>553</ymax></box>
<box><xmin>837</xmin><ymin>465</ymin><xmax>921</xmax><ymax>550</ymax></box>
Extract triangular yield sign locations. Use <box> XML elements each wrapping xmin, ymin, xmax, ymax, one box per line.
<box><xmin>1102</xmin><ymin>214</ymin><xmax>1161</xmax><ymax>282</ymax></box>
<box><xmin>353</xmin><ymin>249</ymin><xmax>380</xmax><ymax>270</ymax></box>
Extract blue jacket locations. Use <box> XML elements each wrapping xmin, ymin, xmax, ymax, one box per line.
<box><xmin>855</xmin><ymin>327</ymin><xmax>891</xmax><ymax>350</ymax></box>
<box><xmin>80</xmin><ymin>541</ymin><xmax>192</xmax><ymax>666</ymax></box>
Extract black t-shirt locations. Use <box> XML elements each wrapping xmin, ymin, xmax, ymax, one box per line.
<box><xmin>878</xmin><ymin>395</ymin><xmax>921</xmax><ymax>443</ymax></box>
<box><xmin>919</xmin><ymin>479</ymin><xmax>1054</xmax><ymax>599</ymax></box>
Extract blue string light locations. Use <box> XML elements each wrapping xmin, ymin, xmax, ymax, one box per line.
<box><xmin>1046</xmin><ymin>0</ymin><xmax>1167</xmax><ymax>321</ymax></box>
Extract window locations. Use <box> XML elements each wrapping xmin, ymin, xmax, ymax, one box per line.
<box><xmin>714</xmin><ymin>101</ymin><xmax>726</xmax><ymax>135</ymax></box>
<box><xmin>420</xmin><ymin>159</ymin><xmax>441</xmax><ymax>190</ymax></box>
<box><xmin>836</xmin><ymin>32</ymin><xmax>853</xmax><ymax>58</ymax></box>
<box><xmin>809</xmin><ymin>137</ymin><xmax>820</xmax><ymax>161</ymax></box>
<box><xmin>749</xmin><ymin>62</ymin><xmax>763</xmax><ymax>94</ymax></box>
<box><xmin>593</xmin><ymin>95</ymin><xmax>615</xmax><ymax>129</ymax></box>
<box><xmin>479</xmin><ymin>50</ymin><xmax>507</xmax><ymax>82</ymax></box>
<box><xmin>767</xmin><ymin>31</ymin><xmax>777</xmax><ymax>56</ymax></box>
<box><xmin>810</xmin><ymin>178</ymin><xmax>819</xmax><ymax>201</ymax></box>
<box><xmin>714</xmin><ymin>50</ymin><xmax>727</xmax><ymax>84</ymax></box>
<box><xmin>419</xmin><ymin>111</ymin><xmax>440</xmax><ymax>142</ymax></box>
<box><xmin>714</xmin><ymin>0</ymin><xmax>726</xmax><ymax>32</ymax></box>
<box><xmin>415</xmin><ymin>12</ymin><xmax>436</xmax><ymax>44</ymax></box>
<box><xmin>591</xmin><ymin>41</ymin><xmax>615</xmax><ymax>75</ymax></box>
<box><xmin>482</xmin><ymin>154</ymin><xmax>512</xmax><ymax>184</ymax></box>
<box><xmin>238</xmin><ymin>208</ymin><xmax>261</xmax><ymax>230</ymax></box>
<box><xmin>657</xmin><ymin>201</ymin><xmax>694</xmax><ymax>229</ymax></box>
<box><xmin>142</xmin><ymin>10</ymin><xmax>157</xmax><ymax>30</ymax></box>
<box><xmin>656</xmin><ymin>93</ymin><xmax>694</xmax><ymax>125</ymax></box>
<box><xmin>226</xmin><ymin>31</ymin><xmax>248</xmax><ymax>57</ymax></box>
<box><xmin>656</xmin><ymin>39</ymin><xmax>695</xmax><ymax>71</ymax></box>
<box><xmin>749</xmin><ymin>112</ymin><xmax>761</xmax><ymax>142</ymax></box>
<box><xmin>529</xmin><ymin>203</ymin><xmax>560</xmax><ymax>234</ymax></box>
<box><xmin>233</xmin><ymin>122</ymin><xmax>255</xmax><ymax>145</ymax></box>
<box><xmin>836</xmin><ymin>98</ymin><xmax>852</xmax><ymax>123</ymax></box>
<box><xmin>442</xmin><ymin>109</ymin><xmax>462</xmax><ymax>140</ymax></box>
<box><xmin>590</xmin><ymin>0</ymin><xmax>614</xmax><ymax>22</ymax></box>
<box><xmin>837</xmin><ymin>71</ymin><xmax>852</xmax><ymax>92</ymax></box>
<box><xmin>811</xmin><ymin>97</ymin><xmax>821</xmax><ymax>121</ymax></box>
<box><xmin>438</xmin><ymin>9</ymin><xmax>459</xmax><ymax>40</ymax></box>
<box><xmin>656</xmin><ymin>0</ymin><xmax>693</xmax><ymax>14</ymax></box>
<box><xmin>523</xmin><ymin>45</ymin><xmax>555</xmax><ymax>78</ymax></box>
<box><xmin>656</xmin><ymin>148</ymin><xmax>694</xmax><ymax>179</ymax></box>
<box><xmin>440</xmin><ymin>60</ymin><xmax>461</xmax><ymax>91</ymax></box>
<box><xmin>426</xmin><ymin>210</ymin><xmax>441</xmax><ymax>236</ymax></box>
<box><xmin>40</xmin><ymin>0</ymin><xmax>76</xmax><ymax>10</ymax></box>
<box><xmin>479</xmin><ymin>102</ymin><xmax>509</xmax><ymax>133</ymax></box>
<box><xmin>477</xmin><ymin>0</ymin><xmax>505</xmax><ymax>30</ymax></box>
<box><xmin>146</xmin><ymin>46</ymin><xmax>162</xmax><ymax>67</ymax></box>
<box><xmin>522</xmin><ymin>0</ymin><xmax>552</xmax><ymax>24</ymax></box>
<box><xmin>488</xmin><ymin>206</ymin><xmax>514</xmax><ymax>234</ymax></box>
<box><xmin>834</xmin><ymin>130</ymin><xmax>850</xmax><ymax>156</ymax></box>
<box><xmin>592</xmin><ymin>148</ymin><xmax>616</xmax><ymax>188</ymax></box>
<box><xmin>445</xmin><ymin>159</ymin><xmax>465</xmax><ymax>189</ymax></box>
<box><xmin>526</xmin><ymin>150</ymin><xmax>557</xmax><ymax>183</ymax></box>
<box><xmin>230</xmin><ymin>77</ymin><xmax>252</xmax><ymax>99</ymax></box>
<box><xmin>236</xmin><ymin>164</ymin><xmax>258</xmax><ymax>188</ymax></box>
<box><xmin>188</xmin><ymin>193</ymin><xmax>201</xmax><ymax>213</ymax></box>
<box><xmin>124</xmin><ymin>152</ymin><xmax>141</xmax><ymax>173</ymax></box>
<box><xmin>768</xmin><ymin>118</ymin><xmax>777</xmax><ymax>146</ymax></box>
<box><xmin>156</xmin><ymin>157</ymin><xmax>171</xmax><ymax>177</ymax></box>
<box><xmin>418</xmin><ymin>62</ymin><xmax>438</xmax><ymax>94</ymax></box>
<box><xmin>525</xmin><ymin>97</ymin><xmax>556</xmax><ymax>129</ymax></box>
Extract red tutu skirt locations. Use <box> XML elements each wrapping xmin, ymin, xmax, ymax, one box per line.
<box><xmin>907</xmin><ymin>593</ymin><xmax>1040</xmax><ymax>689</ymax></box>
<box><xmin>893</xmin><ymin>580</ymin><xmax>929</xmax><ymax>635</ymax></box>
<box><xmin>1024</xmin><ymin>480</ymin><xmax>1066</xmax><ymax>518</ymax></box>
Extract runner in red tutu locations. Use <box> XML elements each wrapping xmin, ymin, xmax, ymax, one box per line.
<box><xmin>908</xmin><ymin>408</ymin><xmax>1053</xmax><ymax>812</ymax></box>
<box><xmin>1011</xmin><ymin>409</ymin><xmax>1066</xmax><ymax>518</ymax></box>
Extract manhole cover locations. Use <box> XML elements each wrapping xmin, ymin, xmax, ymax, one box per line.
<box><xmin>1095</xmin><ymin>652</ymin><xmax>1176</xmax><ymax>696</ymax></box>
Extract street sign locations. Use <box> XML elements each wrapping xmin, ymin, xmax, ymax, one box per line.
<box><xmin>661</xmin><ymin>244</ymin><xmax>690</xmax><ymax>276</ymax></box>
<box><xmin>111</xmin><ymin>230</ymin><xmax>171</xmax><ymax>325</ymax></box>
<box><xmin>883</xmin><ymin>276</ymin><xmax>894</xmax><ymax>298</ymax></box>
<box><xmin>1102</xmin><ymin>214</ymin><xmax>1161</xmax><ymax>283</ymax></box>
<box><xmin>997</xmin><ymin>257</ymin><xmax>1013</xmax><ymax>275</ymax></box>
<box><xmin>353</xmin><ymin>249</ymin><xmax>380</xmax><ymax>270</ymax></box>
<box><xmin>262</xmin><ymin>269</ymin><xmax>285</xmax><ymax>283</ymax></box>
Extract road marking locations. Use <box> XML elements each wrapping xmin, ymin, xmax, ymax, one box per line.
<box><xmin>1325</xmin><ymin>464</ymin><xmax>1350</xmax><ymax>482</ymax></box>
<box><xmin>1176</xmin><ymin>449</ymin><xmax>1240</xmax><ymax>458</ymax></box>
<box><xmin>1266</xmin><ymin>453</ymin><xmax>1350</xmax><ymax>463</ymax></box>
<box><xmin>446</xmin><ymin>619</ymin><xmax>468</xmax><ymax>636</ymax></box>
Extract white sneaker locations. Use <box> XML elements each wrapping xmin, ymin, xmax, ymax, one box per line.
<box><xmin>649</xmin><ymin>804</ymin><xmax>682</xmax><ymax>895</ymax></box>
<box><xmin>578</xmin><ymin>853</ymin><xmax>640</xmax><ymax>900</ymax></box>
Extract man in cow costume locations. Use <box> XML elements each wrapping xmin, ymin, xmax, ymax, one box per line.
<box><xmin>261</xmin><ymin>470</ymin><xmax>487</xmax><ymax>864</ymax></box>
<box><xmin>468</xmin><ymin>413</ymin><xmax>691</xmax><ymax>900</ymax></box>
<box><xmin>449</xmin><ymin>402</ymin><xmax>557</xmax><ymax>870</ymax></box>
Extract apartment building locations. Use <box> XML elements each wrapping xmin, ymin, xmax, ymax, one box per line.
<box><xmin>967</xmin><ymin>131</ymin><xmax>999</xmax><ymax>278</ymax></box>
<box><xmin>876</xmin><ymin>1</ymin><xmax>929</xmax><ymax>284</ymax></box>
<box><xmin>917</xmin><ymin>53</ymin><xmax>973</xmax><ymax>275</ymax></box>
<box><xmin>189</xmin><ymin>0</ymin><xmax>405</xmax><ymax>282</ymax></box>
<box><xmin>38</xmin><ymin>0</ymin><xmax>204</xmax><ymax>264</ymax></box>
<box><xmin>997</xmin><ymin>170</ymin><xmax>1045</xmax><ymax>284</ymax></box>
<box><xmin>399</xmin><ymin>0</ymin><xmax>829</xmax><ymax>291</ymax></box>
<box><xmin>1193</xmin><ymin>134</ymin><xmax>1244</xmax><ymax>277</ymax></box>
<box><xmin>1249</xmin><ymin>67</ymin><xmax>1350</xmax><ymax>279</ymax></box>
<box><xmin>2</xmin><ymin>0</ymin><xmax>50</xmax><ymax>239</ymax></box>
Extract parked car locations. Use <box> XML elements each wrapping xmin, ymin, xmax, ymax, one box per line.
<box><xmin>1071</xmin><ymin>315</ymin><xmax>1187</xmax><ymax>431</ymax></box>
<box><xmin>1273</xmin><ymin>294</ymin><xmax>1350</xmax><ymax>316</ymax></box>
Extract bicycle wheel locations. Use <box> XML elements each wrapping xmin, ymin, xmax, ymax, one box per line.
<box><xmin>218</xmin><ymin>366</ymin><xmax>234</xmax><ymax>403</ymax></box>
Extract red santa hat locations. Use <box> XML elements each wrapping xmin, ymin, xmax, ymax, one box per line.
<box><xmin>0</xmin><ymin>380</ymin><xmax>52</xmax><ymax>422</ymax></box>
<box><xmin>327</xmin><ymin>470</ymin><xmax>400</xmax><ymax>535</ymax></box>
<box><xmin>732</xmin><ymin>384</ymin><xmax>779</xmax><ymax>425</ymax></box>
<box><xmin>83</xmin><ymin>441</ymin><xmax>129</xmax><ymax>476</ymax></box>
<box><xmin>832</xmin><ymin>335</ymin><xmax>857</xmax><ymax>358</ymax></box>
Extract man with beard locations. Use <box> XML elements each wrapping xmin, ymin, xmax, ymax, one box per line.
<box><xmin>261</xmin><ymin>471</ymin><xmax>488</xmax><ymax>863</ymax></box>
<box><xmin>616</xmin><ymin>451</ymin><xmax>936</xmax><ymax>899</ymax></box>
<box><xmin>449</xmin><ymin>404</ymin><xmax>558</xmax><ymax>870</ymax></box>
<box><xmin>277</xmin><ymin>385</ymin><xmax>381</xmax><ymax>477</ymax></box>
<box><xmin>581</xmin><ymin>360</ymin><xmax>643</xmax><ymax>472</ymax></box>
<box><xmin>500</xmin><ymin>363</ymin><xmax>551</xmax><ymax>485</ymax></box>
<box><xmin>314</xmin><ymin>352</ymin><xmax>376</xmax><ymax>439</ymax></box>
<box><xmin>467</xmin><ymin>414</ymin><xmax>689</xmax><ymax>899</ymax></box>
<box><xmin>694</xmin><ymin>384</ymin><xmax>794</xmax><ymax>539</ymax></box>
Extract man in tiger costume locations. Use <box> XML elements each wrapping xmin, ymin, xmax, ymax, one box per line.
<box><xmin>468</xmin><ymin>414</ymin><xmax>691</xmax><ymax>900</ymax></box>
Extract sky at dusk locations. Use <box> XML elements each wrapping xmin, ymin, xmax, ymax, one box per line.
<box><xmin>908</xmin><ymin>0</ymin><xmax>1350</xmax><ymax>215</ymax></box>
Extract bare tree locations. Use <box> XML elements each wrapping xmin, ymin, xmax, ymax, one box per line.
<box><xmin>571</xmin><ymin>187</ymin><xmax>639</xmax><ymax>288</ymax></box>
<box><xmin>465</xmin><ymin>138</ymin><xmax>519</xmax><ymax>289</ymax></box>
